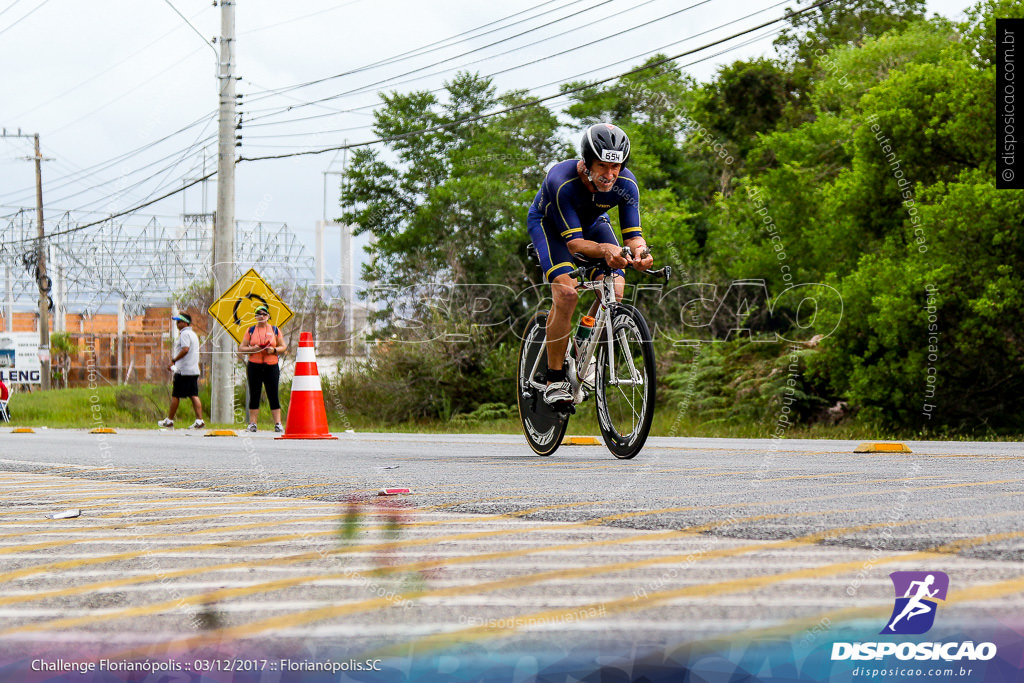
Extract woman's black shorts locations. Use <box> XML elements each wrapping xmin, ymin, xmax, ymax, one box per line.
<box><xmin>247</xmin><ymin>362</ymin><xmax>281</xmax><ymax>410</ymax></box>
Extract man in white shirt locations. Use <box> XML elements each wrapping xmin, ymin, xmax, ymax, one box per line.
<box><xmin>157</xmin><ymin>312</ymin><xmax>205</xmax><ymax>429</ymax></box>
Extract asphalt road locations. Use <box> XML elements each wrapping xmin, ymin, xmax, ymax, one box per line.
<box><xmin>1</xmin><ymin>429</ymin><xmax>1022</xmax><ymax>676</ymax></box>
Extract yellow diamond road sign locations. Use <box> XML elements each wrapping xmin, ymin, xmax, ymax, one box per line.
<box><xmin>208</xmin><ymin>268</ymin><xmax>293</xmax><ymax>344</ymax></box>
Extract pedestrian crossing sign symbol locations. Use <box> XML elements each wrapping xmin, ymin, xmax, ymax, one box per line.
<box><xmin>208</xmin><ymin>268</ymin><xmax>294</xmax><ymax>343</ymax></box>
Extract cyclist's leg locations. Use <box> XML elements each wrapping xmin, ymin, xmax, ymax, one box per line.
<box><xmin>582</xmin><ymin>214</ymin><xmax>626</xmax><ymax>315</ymax></box>
<box><xmin>547</xmin><ymin>273</ymin><xmax>578</xmax><ymax>372</ymax></box>
<box><xmin>527</xmin><ymin>214</ymin><xmax>577</xmax><ymax>375</ymax></box>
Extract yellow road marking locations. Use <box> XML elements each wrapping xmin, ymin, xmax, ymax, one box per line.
<box><xmin>686</xmin><ymin>572</ymin><xmax>1024</xmax><ymax>653</ymax></box>
<box><xmin>116</xmin><ymin>523</ymin><xmax>1022</xmax><ymax>658</ymax></box>
<box><xmin>0</xmin><ymin>525</ymin><xmax>728</xmax><ymax>636</ymax></box>
<box><xmin>760</xmin><ymin>471</ymin><xmax>865</xmax><ymax>482</ymax></box>
<box><xmin>373</xmin><ymin>528</ymin><xmax>1024</xmax><ymax>656</ymax></box>
<box><xmin>19</xmin><ymin>509</ymin><xmax>1021</xmax><ymax>643</ymax></box>
<box><xmin>0</xmin><ymin>499</ymin><xmax>911</xmax><ymax>613</ymax></box>
<box><xmin>0</xmin><ymin>495</ymin><xmax>502</xmax><ymax>555</ymax></box>
<box><xmin>0</xmin><ymin>504</ymin><xmax>907</xmax><ymax>611</ymax></box>
<box><xmin>0</xmin><ymin>475</ymin><xmax>164</xmax><ymax>490</ymax></box>
<box><xmin>0</xmin><ymin>506</ymin><xmax>624</xmax><ymax>584</ymax></box>
<box><xmin>85</xmin><ymin>522</ymin><xmax>891</xmax><ymax>656</ymax></box>
<box><xmin>422</xmin><ymin>495</ymin><xmax>537</xmax><ymax>510</ymax></box>
<box><xmin>0</xmin><ymin>504</ymin><xmax>347</xmax><ymax>541</ymax></box>
<box><xmin>3</xmin><ymin>476</ymin><xmax>1022</xmax><ymax>583</ymax></box>
<box><xmin>0</xmin><ymin>486</ymin><xmax>378</xmax><ymax>519</ymax></box>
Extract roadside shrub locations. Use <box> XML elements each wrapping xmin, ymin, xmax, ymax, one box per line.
<box><xmin>662</xmin><ymin>337</ymin><xmax>833</xmax><ymax>429</ymax></box>
<box><xmin>328</xmin><ymin>325</ymin><xmax>516</xmax><ymax>424</ymax></box>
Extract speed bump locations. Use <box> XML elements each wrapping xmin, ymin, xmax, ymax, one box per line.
<box><xmin>11</xmin><ymin>427</ymin><xmax>34</xmax><ymax>433</ymax></box>
<box><xmin>204</xmin><ymin>430</ymin><xmax>238</xmax><ymax>437</ymax></box>
<box><xmin>562</xmin><ymin>436</ymin><xmax>601</xmax><ymax>446</ymax></box>
<box><xmin>854</xmin><ymin>442</ymin><xmax>912</xmax><ymax>453</ymax></box>
<box><xmin>90</xmin><ymin>428</ymin><xmax>117</xmax><ymax>434</ymax></box>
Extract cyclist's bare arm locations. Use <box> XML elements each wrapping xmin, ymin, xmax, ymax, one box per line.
<box><xmin>565</xmin><ymin>238</ymin><xmax>628</xmax><ymax>269</ymax></box>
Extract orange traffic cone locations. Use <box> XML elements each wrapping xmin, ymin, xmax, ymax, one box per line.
<box><xmin>276</xmin><ymin>331</ymin><xmax>338</xmax><ymax>440</ymax></box>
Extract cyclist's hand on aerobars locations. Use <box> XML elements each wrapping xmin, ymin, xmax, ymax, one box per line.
<box><xmin>632</xmin><ymin>246</ymin><xmax>653</xmax><ymax>272</ymax></box>
<box><xmin>603</xmin><ymin>243</ymin><xmax>629</xmax><ymax>269</ymax></box>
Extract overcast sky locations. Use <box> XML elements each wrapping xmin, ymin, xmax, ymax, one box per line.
<box><xmin>0</xmin><ymin>0</ymin><xmax>979</xmax><ymax>290</ymax></box>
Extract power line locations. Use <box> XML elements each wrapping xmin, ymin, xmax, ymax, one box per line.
<box><xmin>57</xmin><ymin>134</ymin><xmax>216</xmax><ymax>213</ymax></box>
<box><xmin>0</xmin><ymin>112</ymin><xmax>217</xmax><ymax>203</ymax></box>
<box><xmin>240</xmin><ymin>0</ymin><xmax>370</xmax><ymax>36</ymax></box>
<box><xmin>10</xmin><ymin>172</ymin><xmax>217</xmax><ymax>244</ymax></box>
<box><xmin>242</xmin><ymin>0</ymin><xmax>673</xmax><ymax>125</ymax></box>
<box><xmin>3</xmin><ymin>125</ymin><xmax>216</xmax><ymax>219</ymax></box>
<box><xmin>240</xmin><ymin>0</ymin><xmax>621</xmax><ymax>120</ymax></box>
<box><xmin>242</xmin><ymin>22</ymin><xmax>788</xmax><ymax>150</ymax></box>
<box><xmin>285</xmin><ymin>0</ymin><xmax>706</xmax><ymax>109</ymax></box>
<box><xmin>0</xmin><ymin>0</ymin><xmax>27</xmax><ymax>20</ymax></box>
<box><xmin>239</xmin><ymin>0</ymin><xmax>832</xmax><ymax>162</ymax></box>
<box><xmin>127</xmin><ymin>120</ymin><xmax>216</xmax><ymax>212</ymax></box>
<box><xmin>46</xmin><ymin>44</ymin><xmax>209</xmax><ymax>137</ymax></box>
<box><xmin>160</xmin><ymin>0</ymin><xmax>218</xmax><ymax>59</ymax></box>
<box><xmin>241</xmin><ymin>0</ymin><xmax>789</xmax><ymax>137</ymax></box>
<box><xmin>0</xmin><ymin>0</ymin><xmax>52</xmax><ymax>37</ymax></box>
<box><xmin>7</xmin><ymin>0</ymin><xmax>834</xmax><ymax>247</ymax></box>
<box><xmin>242</xmin><ymin>0</ymin><xmax>588</xmax><ymax>102</ymax></box>
<box><xmin>9</xmin><ymin>5</ymin><xmax>213</xmax><ymax>122</ymax></box>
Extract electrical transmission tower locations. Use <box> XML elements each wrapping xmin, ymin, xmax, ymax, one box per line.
<box><xmin>1</xmin><ymin>210</ymin><xmax>315</xmax><ymax>320</ymax></box>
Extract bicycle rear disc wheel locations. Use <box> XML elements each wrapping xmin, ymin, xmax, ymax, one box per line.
<box><xmin>516</xmin><ymin>311</ymin><xmax>570</xmax><ymax>456</ymax></box>
<box><xmin>595</xmin><ymin>304</ymin><xmax>656</xmax><ymax>459</ymax></box>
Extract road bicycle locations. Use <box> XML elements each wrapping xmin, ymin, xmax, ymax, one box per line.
<box><xmin>517</xmin><ymin>245</ymin><xmax>671</xmax><ymax>459</ymax></box>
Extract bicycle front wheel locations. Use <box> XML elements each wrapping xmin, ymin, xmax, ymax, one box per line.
<box><xmin>595</xmin><ymin>304</ymin><xmax>656</xmax><ymax>459</ymax></box>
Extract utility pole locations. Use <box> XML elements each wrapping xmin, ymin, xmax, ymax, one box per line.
<box><xmin>33</xmin><ymin>134</ymin><xmax>50</xmax><ymax>390</ymax></box>
<box><xmin>2</xmin><ymin>129</ymin><xmax>51</xmax><ymax>389</ymax></box>
<box><xmin>211</xmin><ymin>0</ymin><xmax>236</xmax><ymax>424</ymax></box>
<box><xmin>323</xmin><ymin>144</ymin><xmax>352</xmax><ymax>353</ymax></box>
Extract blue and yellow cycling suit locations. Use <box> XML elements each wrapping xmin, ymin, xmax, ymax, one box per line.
<box><xmin>527</xmin><ymin>159</ymin><xmax>642</xmax><ymax>282</ymax></box>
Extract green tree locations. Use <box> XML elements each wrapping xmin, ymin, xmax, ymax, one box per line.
<box><xmin>343</xmin><ymin>72</ymin><xmax>562</xmax><ymax>309</ymax></box>
<box><xmin>803</xmin><ymin>1</ymin><xmax>1024</xmax><ymax>431</ymax></box>
<box><xmin>49</xmin><ymin>331</ymin><xmax>77</xmax><ymax>389</ymax></box>
<box><xmin>808</xmin><ymin>171</ymin><xmax>1024</xmax><ymax>431</ymax></box>
<box><xmin>338</xmin><ymin>72</ymin><xmax>562</xmax><ymax>419</ymax></box>
<box><xmin>562</xmin><ymin>56</ymin><xmax>694</xmax><ymax>195</ymax></box>
<box><xmin>690</xmin><ymin>58</ymin><xmax>796</xmax><ymax>160</ymax></box>
<box><xmin>775</xmin><ymin>0</ymin><xmax>927</xmax><ymax>114</ymax></box>
<box><xmin>561</xmin><ymin>57</ymin><xmax>705</xmax><ymax>246</ymax></box>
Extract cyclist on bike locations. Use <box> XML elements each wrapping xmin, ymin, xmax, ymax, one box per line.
<box><xmin>527</xmin><ymin>123</ymin><xmax>653</xmax><ymax>405</ymax></box>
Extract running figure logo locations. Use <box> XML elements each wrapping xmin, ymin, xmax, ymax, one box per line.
<box><xmin>881</xmin><ymin>571</ymin><xmax>949</xmax><ymax>635</ymax></box>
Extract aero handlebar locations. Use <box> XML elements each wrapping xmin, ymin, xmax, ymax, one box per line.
<box><xmin>568</xmin><ymin>247</ymin><xmax>672</xmax><ymax>284</ymax></box>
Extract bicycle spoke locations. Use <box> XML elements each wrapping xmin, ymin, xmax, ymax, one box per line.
<box><xmin>595</xmin><ymin>306</ymin><xmax>656</xmax><ymax>459</ymax></box>
<box><xmin>614</xmin><ymin>381</ymin><xmax>641</xmax><ymax>431</ymax></box>
<box><xmin>617</xmin><ymin>329</ymin><xmax>641</xmax><ymax>382</ymax></box>
<box><xmin>606</xmin><ymin>323</ymin><xmax>644</xmax><ymax>435</ymax></box>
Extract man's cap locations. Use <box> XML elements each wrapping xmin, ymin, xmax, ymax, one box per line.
<box><xmin>171</xmin><ymin>313</ymin><xmax>191</xmax><ymax>324</ymax></box>
<box><xmin>254</xmin><ymin>305</ymin><xmax>270</xmax><ymax>315</ymax></box>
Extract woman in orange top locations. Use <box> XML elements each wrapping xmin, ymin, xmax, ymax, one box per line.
<box><xmin>239</xmin><ymin>304</ymin><xmax>287</xmax><ymax>432</ymax></box>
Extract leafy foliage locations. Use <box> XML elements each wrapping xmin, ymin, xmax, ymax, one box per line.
<box><xmin>329</xmin><ymin>323</ymin><xmax>514</xmax><ymax>424</ymax></box>
<box><xmin>663</xmin><ymin>339</ymin><xmax>831</xmax><ymax>428</ymax></box>
<box><xmin>343</xmin><ymin>72</ymin><xmax>562</xmax><ymax>301</ymax></box>
<box><xmin>331</xmin><ymin>1</ymin><xmax>1022</xmax><ymax>434</ymax></box>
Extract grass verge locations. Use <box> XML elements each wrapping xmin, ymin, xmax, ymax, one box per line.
<box><xmin>3</xmin><ymin>383</ymin><xmax>1019</xmax><ymax>441</ymax></box>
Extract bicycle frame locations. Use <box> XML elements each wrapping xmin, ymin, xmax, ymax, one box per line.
<box><xmin>519</xmin><ymin>242</ymin><xmax>669</xmax><ymax>458</ymax></box>
<box><xmin>523</xmin><ymin>272</ymin><xmax>643</xmax><ymax>405</ymax></box>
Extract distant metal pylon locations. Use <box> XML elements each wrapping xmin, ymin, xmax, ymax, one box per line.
<box><xmin>1</xmin><ymin>211</ymin><xmax>316</xmax><ymax>317</ymax></box>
